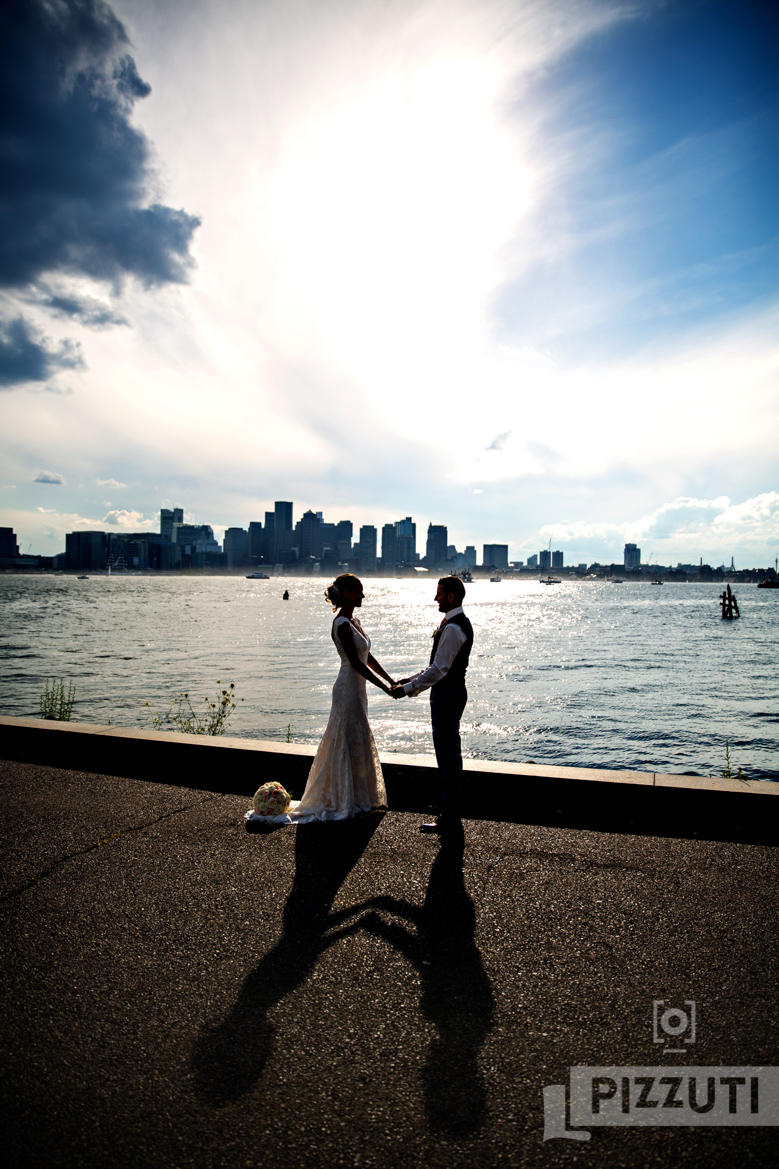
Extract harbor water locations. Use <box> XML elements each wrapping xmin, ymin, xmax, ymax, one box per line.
<box><xmin>1</xmin><ymin>575</ymin><xmax>777</xmax><ymax>781</ymax></box>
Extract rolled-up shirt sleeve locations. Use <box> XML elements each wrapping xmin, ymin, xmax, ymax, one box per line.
<box><xmin>403</xmin><ymin>623</ymin><xmax>467</xmax><ymax>696</ymax></box>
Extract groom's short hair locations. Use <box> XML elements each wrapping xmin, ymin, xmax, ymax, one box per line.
<box><xmin>439</xmin><ymin>575</ymin><xmax>465</xmax><ymax>603</ymax></box>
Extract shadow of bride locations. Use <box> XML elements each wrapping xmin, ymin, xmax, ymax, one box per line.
<box><xmin>191</xmin><ymin>815</ymin><xmax>384</xmax><ymax>1105</ymax></box>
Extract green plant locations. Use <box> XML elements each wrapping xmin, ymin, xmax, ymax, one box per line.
<box><xmin>144</xmin><ymin>680</ymin><xmax>242</xmax><ymax>736</ymax></box>
<box><xmin>712</xmin><ymin>740</ymin><xmax>745</xmax><ymax>780</ymax></box>
<box><xmin>40</xmin><ymin>678</ymin><xmax>75</xmax><ymax>721</ymax></box>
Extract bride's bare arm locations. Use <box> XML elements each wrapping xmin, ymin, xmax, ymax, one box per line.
<box><xmin>366</xmin><ymin>652</ymin><xmax>395</xmax><ymax>685</ymax></box>
<box><xmin>336</xmin><ymin>622</ymin><xmax>391</xmax><ymax>692</ymax></box>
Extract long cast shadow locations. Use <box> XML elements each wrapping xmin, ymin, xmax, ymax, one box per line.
<box><xmin>354</xmin><ymin>823</ymin><xmax>495</xmax><ymax>1137</ymax></box>
<box><xmin>191</xmin><ymin>816</ymin><xmax>384</xmax><ymax>1104</ymax></box>
<box><xmin>191</xmin><ymin>819</ymin><xmax>494</xmax><ymax>1138</ymax></box>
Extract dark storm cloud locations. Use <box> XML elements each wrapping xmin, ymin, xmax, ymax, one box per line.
<box><xmin>35</xmin><ymin>287</ymin><xmax>127</xmax><ymax>327</ymax></box>
<box><xmin>0</xmin><ymin>0</ymin><xmax>200</xmax><ymax>290</ymax></box>
<box><xmin>0</xmin><ymin>316</ymin><xmax>83</xmax><ymax>387</ymax></box>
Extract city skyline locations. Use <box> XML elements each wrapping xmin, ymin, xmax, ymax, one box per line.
<box><xmin>1</xmin><ymin>1</ymin><xmax>777</xmax><ymax>567</ymax></box>
<box><xmin>5</xmin><ymin>496</ymin><xmax>774</xmax><ymax>575</ymax></box>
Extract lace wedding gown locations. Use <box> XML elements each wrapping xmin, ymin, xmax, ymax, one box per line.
<box><xmin>246</xmin><ymin>615</ymin><xmax>386</xmax><ymax>824</ymax></box>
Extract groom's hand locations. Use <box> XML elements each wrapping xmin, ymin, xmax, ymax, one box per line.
<box><xmin>390</xmin><ymin>684</ymin><xmax>406</xmax><ymax>700</ymax></box>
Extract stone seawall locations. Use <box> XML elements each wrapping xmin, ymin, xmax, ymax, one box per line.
<box><xmin>1</xmin><ymin>715</ymin><xmax>775</xmax><ymax>842</ymax></box>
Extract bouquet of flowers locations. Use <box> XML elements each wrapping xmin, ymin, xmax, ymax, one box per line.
<box><xmin>252</xmin><ymin>781</ymin><xmax>292</xmax><ymax>817</ymax></box>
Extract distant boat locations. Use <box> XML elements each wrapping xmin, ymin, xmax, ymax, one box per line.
<box><xmin>651</xmin><ymin>579</ymin><xmax>663</xmax><ymax>585</ymax></box>
<box><xmin>77</xmin><ymin>574</ymin><xmax>89</xmax><ymax>579</ymax></box>
<box><xmin>490</xmin><ymin>576</ymin><xmax>502</xmax><ymax>583</ymax></box>
<box><xmin>611</xmin><ymin>578</ymin><xmax>624</xmax><ymax>584</ymax></box>
<box><xmin>246</xmin><ymin>571</ymin><xmax>270</xmax><ymax>579</ymax></box>
<box><xmin>757</xmin><ymin>580</ymin><xmax>779</xmax><ymax>589</ymax></box>
<box><xmin>539</xmin><ymin>576</ymin><xmax>561</xmax><ymax>585</ymax></box>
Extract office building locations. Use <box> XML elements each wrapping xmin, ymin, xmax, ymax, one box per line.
<box><xmin>552</xmin><ymin>550</ymin><xmax>564</xmax><ymax>569</ymax></box>
<box><xmin>224</xmin><ymin>527</ymin><xmax>248</xmax><ymax>568</ymax></box>
<box><xmin>66</xmin><ymin>530</ymin><xmax>108</xmax><ymax>571</ymax></box>
<box><xmin>160</xmin><ymin>508</ymin><xmax>183</xmax><ymax>542</ymax></box>
<box><xmin>381</xmin><ymin>524</ymin><xmax>397</xmax><ymax>575</ymax></box>
<box><xmin>624</xmin><ymin>543</ymin><xmax>641</xmax><ymax>570</ymax></box>
<box><xmin>539</xmin><ymin>549</ymin><xmax>551</xmax><ymax>570</ymax></box>
<box><xmin>0</xmin><ymin>527</ymin><xmax>19</xmax><ymax>558</ymax></box>
<box><xmin>396</xmin><ymin>517</ymin><xmax>416</xmax><ymax>565</ymax></box>
<box><xmin>527</xmin><ymin>554</ymin><xmax>538</xmax><ymax>568</ymax></box>
<box><xmin>425</xmin><ymin>524</ymin><xmax>448</xmax><ymax>568</ymax></box>
<box><xmin>298</xmin><ymin>510</ymin><xmax>321</xmax><ymax>559</ymax></box>
<box><xmin>359</xmin><ymin>525</ymin><xmax>377</xmax><ymax>574</ymax></box>
<box><xmin>247</xmin><ymin>521</ymin><xmax>263</xmax><ymax>559</ymax></box>
<box><xmin>274</xmin><ymin>501</ymin><xmax>293</xmax><ymax>561</ymax></box>
<box><xmin>483</xmin><ymin>544</ymin><xmax>509</xmax><ymax>570</ymax></box>
<box><xmin>464</xmin><ymin>546</ymin><xmax>477</xmax><ymax>568</ymax></box>
<box><xmin>263</xmin><ymin>512</ymin><xmax>275</xmax><ymax>563</ymax></box>
<box><xmin>175</xmin><ymin>524</ymin><xmax>217</xmax><ymax>548</ymax></box>
<box><xmin>336</xmin><ymin>520</ymin><xmax>353</xmax><ymax>545</ymax></box>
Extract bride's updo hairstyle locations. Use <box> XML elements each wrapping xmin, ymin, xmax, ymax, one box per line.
<box><xmin>325</xmin><ymin>573</ymin><xmax>361</xmax><ymax>611</ymax></box>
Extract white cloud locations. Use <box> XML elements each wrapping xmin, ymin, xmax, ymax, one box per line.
<box><xmin>96</xmin><ymin>478</ymin><xmax>127</xmax><ymax>488</ymax></box>
<box><xmin>539</xmin><ymin>492</ymin><xmax>779</xmax><ymax>564</ymax></box>
<box><xmin>102</xmin><ymin>509</ymin><xmax>155</xmax><ymax>529</ymax></box>
<box><xmin>33</xmin><ymin>470</ymin><xmax>66</xmax><ymax>484</ymax></box>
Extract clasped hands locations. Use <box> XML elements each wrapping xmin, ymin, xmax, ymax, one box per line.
<box><xmin>386</xmin><ymin>678</ymin><xmax>410</xmax><ymax>700</ymax></box>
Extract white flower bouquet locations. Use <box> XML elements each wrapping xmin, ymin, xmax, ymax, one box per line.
<box><xmin>252</xmin><ymin>781</ymin><xmax>292</xmax><ymax>817</ymax></box>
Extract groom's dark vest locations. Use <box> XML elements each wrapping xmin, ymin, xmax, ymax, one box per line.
<box><xmin>430</xmin><ymin>611</ymin><xmax>473</xmax><ymax>693</ymax></box>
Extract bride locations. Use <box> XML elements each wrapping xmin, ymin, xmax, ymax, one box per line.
<box><xmin>251</xmin><ymin>574</ymin><xmax>393</xmax><ymax>824</ymax></box>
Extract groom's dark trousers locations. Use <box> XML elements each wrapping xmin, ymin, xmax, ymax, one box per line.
<box><xmin>430</xmin><ymin>684</ymin><xmax>467</xmax><ymax>820</ymax></box>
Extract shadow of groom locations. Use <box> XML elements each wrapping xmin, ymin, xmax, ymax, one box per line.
<box><xmin>355</xmin><ymin>823</ymin><xmax>495</xmax><ymax>1137</ymax></box>
<box><xmin>191</xmin><ymin>818</ymin><xmax>494</xmax><ymax>1138</ymax></box>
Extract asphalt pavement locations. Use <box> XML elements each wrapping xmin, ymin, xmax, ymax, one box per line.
<box><xmin>2</xmin><ymin>758</ymin><xmax>778</xmax><ymax>1169</ymax></box>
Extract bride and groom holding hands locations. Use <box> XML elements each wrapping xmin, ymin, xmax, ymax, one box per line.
<box><xmin>253</xmin><ymin>574</ymin><xmax>472</xmax><ymax>835</ymax></box>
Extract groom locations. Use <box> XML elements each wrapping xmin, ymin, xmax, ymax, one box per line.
<box><xmin>391</xmin><ymin>576</ymin><xmax>473</xmax><ymax>834</ymax></box>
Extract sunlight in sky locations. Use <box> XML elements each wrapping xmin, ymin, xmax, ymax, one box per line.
<box><xmin>1</xmin><ymin>0</ymin><xmax>776</xmax><ymax>564</ymax></box>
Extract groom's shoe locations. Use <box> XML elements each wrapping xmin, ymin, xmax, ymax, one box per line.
<box><xmin>420</xmin><ymin>816</ymin><xmax>461</xmax><ymax>835</ymax></box>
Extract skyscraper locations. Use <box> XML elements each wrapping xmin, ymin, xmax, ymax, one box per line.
<box><xmin>160</xmin><ymin>507</ymin><xmax>183</xmax><ymax>541</ymax></box>
<box><xmin>539</xmin><ymin>549</ymin><xmax>551</xmax><ymax>570</ymax></box>
<box><xmin>359</xmin><ymin>525</ymin><xmax>377</xmax><ymax>574</ymax></box>
<box><xmin>381</xmin><ymin>523</ymin><xmax>397</xmax><ymax>575</ymax></box>
<box><xmin>425</xmin><ymin>524</ymin><xmax>448</xmax><ymax>568</ymax></box>
<box><xmin>395</xmin><ymin>517</ymin><xmax>416</xmax><ymax>565</ymax></box>
<box><xmin>223</xmin><ymin>527</ymin><xmax>248</xmax><ymax>568</ymax></box>
<box><xmin>247</xmin><ymin>521</ymin><xmax>263</xmax><ymax>559</ymax></box>
<box><xmin>0</xmin><ymin>527</ymin><xmax>19</xmax><ymax>558</ymax></box>
<box><xmin>299</xmin><ymin>510</ymin><xmax>321</xmax><ymax>559</ymax></box>
<box><xmin>66</xmin><ymin>530</ymin><xmax>108</xmax><ymax>570</ymax></box>
<box><xmin>552</xmin><ymin>550</ymin><xmax>564</xmax><ymax>569</ymax></box>
<box><xmin>624</xmin><ymin>543</ymin><xmax>641</xmax><ymax>570</ymax></box>
<box><xmin>274</xmin><ymin>501</ymin><xmax>293</xmax><ymax>561</ymax></box>
<box><xmin>484</xmin><ymin>544</ymin><xmax>509</xmax><ymax>570</ymax></box>
<box><xmin>263</xmin><ymin>511</ymin><xmax>275</xmax><ymax>563</ymax></box>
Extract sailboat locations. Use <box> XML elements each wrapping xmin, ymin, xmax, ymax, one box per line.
<box><xmin>538</xmin><ymin>537</ymin><xmax>560</xmax><ymax>583</ymax></box>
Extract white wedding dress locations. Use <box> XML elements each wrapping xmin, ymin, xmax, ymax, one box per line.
<box><xmin>246</xmin><ymin>615</ymin><xmax>387</xmax><ymax>825</ymax></box>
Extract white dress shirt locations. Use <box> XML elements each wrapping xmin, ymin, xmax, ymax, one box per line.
<box><xmin>403</xmin><ymin>605</ymin><xmax>468</xmax><ymax>696</ymax></box>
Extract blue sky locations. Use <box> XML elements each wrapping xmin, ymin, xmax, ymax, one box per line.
<box><xmin>1</xmin><ymin>0</ymin><xmax>777</xmax><ymax>566</ymax></box>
